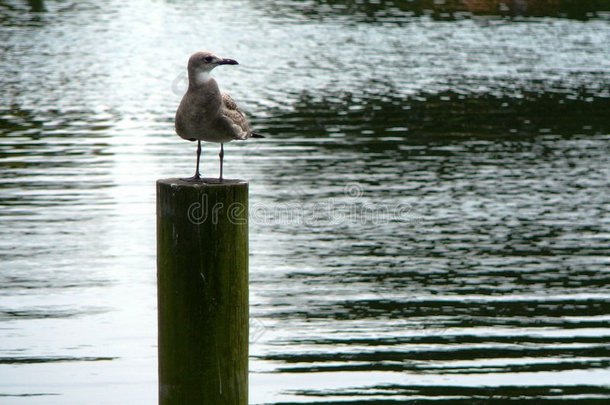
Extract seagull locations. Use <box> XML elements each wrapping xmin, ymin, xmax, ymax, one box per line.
<box><xmin>175</xmin><ymin>51</ymin><xmax>263</xmax><ymax>181</ymax></box>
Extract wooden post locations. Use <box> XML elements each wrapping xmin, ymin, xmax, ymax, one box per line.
<box><xmin>156</xmin><ymin>178</ymin><xmax>248</xmax><ymax>405</ymax></box>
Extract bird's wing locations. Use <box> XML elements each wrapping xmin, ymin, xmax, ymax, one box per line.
<box><xmin>222</xmin><ymin>92</ymin><xmax>240</xmax><ymax>111</ymax></box>
<box><xmin>221</xmin><ymin>92</ymin><xmax>250</xmax><ymax>140</ymax></box>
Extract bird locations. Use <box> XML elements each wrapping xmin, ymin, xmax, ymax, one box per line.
<box><xmin>175</xmin><ymin>51</ymin><xmax>263</xmax><ymax>182</ymax></box>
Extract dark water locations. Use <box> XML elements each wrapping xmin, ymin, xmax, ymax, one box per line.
<box><xmin>1</xmin><ymin>0</ymin><xmax>610</xmax><ymax>403</ymax></box>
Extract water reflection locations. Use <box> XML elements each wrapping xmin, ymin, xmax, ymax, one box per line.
<box><xmin>285</xmin><ymin>385</ymin><xmax>610</xmax><ymax>403</ymax></box>
<box><xmin>0</xmin><ymin>355</ymin><xmax>114</xmax><ymax>364</ymax></box>
<box><xmin>27</xmin><ymin>0</ymin><xmax>45</xmax><ymax>13</ymax></box>
<box><xmin>266</xmin><ymin>90</ymin><xmax>610</xmax><ymax>139</ymax></box>
<box><xmin>270</xmin><ymin>0</ymin><xmax>610</xmax><ymax>21</ymax></box>
<box><xmin>250</xmin><ymin>90</ymin><xmax>610</xmax><ymax>402</ymax></box>
<box><xmin>0</xmin><ymin>0</ymin><xmax>45</xmax><ymax>26</ymax></box>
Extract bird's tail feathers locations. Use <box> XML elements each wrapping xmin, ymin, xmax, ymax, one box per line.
<box><xmin>250</xmin><ymin>132</ymin><xmax>265</xmax><ymax>138</ymax></box>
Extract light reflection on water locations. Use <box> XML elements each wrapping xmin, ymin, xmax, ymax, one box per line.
<box><xmin>1</xmin><ymin>0</ymin><xmax>610</xmax><ymax>403</ymax></box>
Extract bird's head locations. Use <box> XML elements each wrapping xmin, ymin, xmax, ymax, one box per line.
<box><xmin>187</xmin><ymin>51</ymin><xmax>238</xmax><ymax>83</ymax></box>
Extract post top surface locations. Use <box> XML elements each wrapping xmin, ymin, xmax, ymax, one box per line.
<box><xmin>157</xmin><ymin>178</ymin><xmax>248</xmax><ymax>187</ymax></box>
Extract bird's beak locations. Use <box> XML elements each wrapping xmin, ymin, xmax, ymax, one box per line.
<box><xmin>218</xmin><ymin>58</ymin><xmax>238</xmax><ymax>65</ymax></box>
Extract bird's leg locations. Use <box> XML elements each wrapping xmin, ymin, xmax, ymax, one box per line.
<box><xmin>184</xmin><ymin>140</ymin><xmax>202</xmax><ymax>182</ymax></box>
<box><xmin>195</xmin><ymin>139</ymin><xmax>202</xmax><ymax>179</ymax></box>
<box><xmin>219</xmin><ymin>143</ymin><xmax>224</xmax><ymax>182</ymax></box>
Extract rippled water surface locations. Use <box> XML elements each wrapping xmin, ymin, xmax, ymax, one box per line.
<box><xmin>1</xmin><ymin>0</ymin><xmax>610</xmax><ymax>403</ymax></box>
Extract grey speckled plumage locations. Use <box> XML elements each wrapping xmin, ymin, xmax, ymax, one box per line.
<box><xmin>175</xmin><ymin>51</ymin><xmax>263</xmax><ymax>181</ymax></box>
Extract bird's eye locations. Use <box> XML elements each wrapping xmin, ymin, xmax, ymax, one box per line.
<box><xmin>203</xmin><ymin>56</ymin><xmax>213</xmax><ymax>63</ymax></box>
